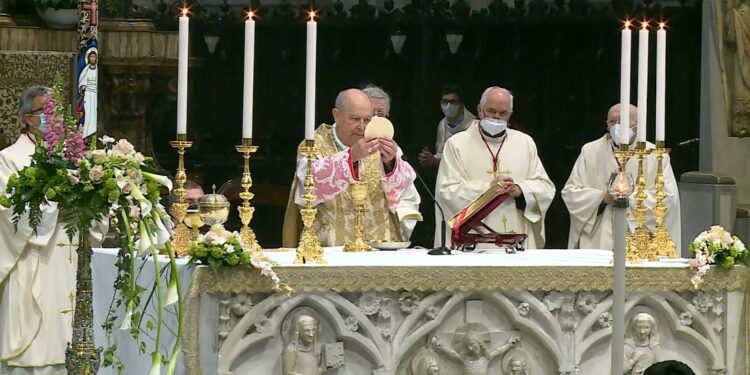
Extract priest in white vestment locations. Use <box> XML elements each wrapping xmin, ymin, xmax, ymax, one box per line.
<box><xmin>435</xmin><ymin>87</ymin><xmax>556</xmax><ymax>249</ymax></box>
<box><xmin>0</xmin><ymin>86</ymin><xmax>106</xmax><ymax>374</ymax></box>
<box><xmin>282</xmin><ymin>88</ymin><xmax>420</xmax><ymax>247</ymax></box>
<box><xmin>561</xmin><ymin>104</ymin><xmax>681</xmax><ymax>251</ymax></box>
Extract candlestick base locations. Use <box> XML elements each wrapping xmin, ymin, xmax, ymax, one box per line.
<box><xmin>295</xmin><ymin>140</ymin><xmax>326</xmax><ymax>264</ymax></box>
<box><xmin>236</xmin><ymin>139</ymin><xmax>262</xmax><ymax>253</ymax></box>
<box><xmin>626</xmin><ymin>147</ymin><xmax>655</xmax><ymax>262</ymax></box>
<box><xmin>649</xmin><ymin>146</ymin><xmax>678</xmax><ymax>258</ymax></box>
<box><xmin>170</xmin><ymin>136</ymin><xmax>194</xmax><ymax>256</ymax></box>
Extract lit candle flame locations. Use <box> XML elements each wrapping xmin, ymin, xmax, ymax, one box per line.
<box><xmin>308</xmin><ymin>10</ymin><xmax>317</xmax><ymax>21</ymax></box>
<box><xmin>246</xmin><ymin>9</ymin><xmax>256</xmax><ymax>20</ymax></box>
<box><xmin>623</xmin><ymin>19</ymin><xmax>632</xmax><ymax>30</ymax></box>
<box><xmin>658</xmin><ymin>21</ymin><xmax>667</xmax><ymax>30</ymax></box>
<box><xmin>641</xmin><ymin>20</ymin><xmax>649</xmax><ymax>30</ymax></box>
<box><xmin>180</xmin><ymin>6</ymin><xmax>189</xmax><ymax>17</ymax></box>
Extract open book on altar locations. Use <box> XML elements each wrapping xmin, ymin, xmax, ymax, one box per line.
<box><xmin>448</xmin><ymin>183</ymin><xmax>528</xmax><ymax>250</ymax></box>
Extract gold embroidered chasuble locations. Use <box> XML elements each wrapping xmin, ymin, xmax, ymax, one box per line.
<box><xmin>282</xmin><ymin>124</ymin><xmax>418</xmax><ymax>247</ymax></box>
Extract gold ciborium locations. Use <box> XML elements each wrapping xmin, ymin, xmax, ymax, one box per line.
<box><xmin>184</xmin><ymin>209</ymin><xmax>204</xmax><ymax>241</ymax></box>
<box><xmin>198</xmin><ymin>187</ymin><xmax>231</xmax><ymax>230</ymax></box>
<box><xmin>344</xmin><ymin>181</ymin><xmax>372</xmax><ymax>252</ymax></box>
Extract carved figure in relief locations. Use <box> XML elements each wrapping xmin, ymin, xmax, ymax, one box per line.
<box><xmin>282</xmin><ymin>314</ymin><xmax>343</xmax><ymax>375</ymax></box>
<box><xmin>430</xmin><ymin>326</ymin><xmax>520</xmax><ymax>375</ymax></box>
<box><xmin>502</xmin><ymin>349</ymin><xmax>530</xmax><ymax>375</ymax></box>
<box><xmin>409</xmin><ymin>348</ymin><xmax>441</xmax><ymax>375</ymax></box>
<box><xmin>624</xmin><ymin>312</ymin><xmax>661</xmax><ymax>375</ymax></box>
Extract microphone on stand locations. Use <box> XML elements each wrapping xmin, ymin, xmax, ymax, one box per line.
<box><xmin>401</xmin><ymin>155</ymin><xmax>452</xmax><ymax>255</ymax></box>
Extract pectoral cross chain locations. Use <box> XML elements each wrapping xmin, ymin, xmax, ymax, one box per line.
<box><xmin>61</xmin><ymin>292</ymin><xmax>75</xmax><ymax>327</ymax></box>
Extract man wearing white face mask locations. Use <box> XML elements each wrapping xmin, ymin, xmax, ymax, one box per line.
<box><xmin>419</xmin><ymin>84</ymin><xmax>475</xmax><ymax>168</ymax></box>
<box><xmin>562</xmin><ymin>103</ymin><xmax>681</xmax><ymax>251</ymax></box>
<box><xmin>435</xmin><ymin>86</ymin><xmax>556</xmax><ymax>249</ymax></box>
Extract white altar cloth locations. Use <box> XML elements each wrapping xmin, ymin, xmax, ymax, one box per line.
<box><xmin>92</xmin><ymin>248</ymin><xmax>193</xmax><ymax>375</ymax></box>
<box><xmin>263</xmin><ymin>247</ymin><xmax>692</xmax><ymax>268</ymax></box>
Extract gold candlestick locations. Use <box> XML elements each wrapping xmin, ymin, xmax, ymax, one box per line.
<box><xmin>344</xmin><ymin>181</ymin><xmax>372</xmax><ymax>252</ymax></box>
<box><xmin>650</xmin><ymin>141</ymin><xmax>677</xmax><ymax>258</ymax></box>
<box><xmin>235</xmin><ymin>138</ymin><xmax>261</xmax><ymax>252</ymax></box>
<box><xmin>626</xmin><ymin>143</ymin><xmax>655</xmax><ymax>262</ymax></box>
<box><xmin>170</xmin><ymin>134</ymin><xmax>193</xmax><ymax>256</ymax></box>
<box><xmin>295</xmin><ymin>139</ymin><xmax>326</xmax><ymax>264</ymax></box>
<box><xmin>609</xmin><ymin>145</ymin><xmax>638</xmax><ymax>262</ymax></box>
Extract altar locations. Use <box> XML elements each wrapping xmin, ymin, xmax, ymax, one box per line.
<box><xmin>180</xmin><ymin>248</ymin><xmax>749</xmax><ymax>375</ymax></box>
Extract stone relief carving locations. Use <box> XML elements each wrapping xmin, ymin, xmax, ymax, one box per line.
<box><xmin>688</xmin><ymin>291</ymin><xmax>725</xmax><ymax>333</ymax></box>
<box><xmin>408</xmin><ymin>348</ymin><xmax>440</xmax><ymax>375</ymax></box>
<box><xmin>715</xmin><ymin>1</ymin><xmax>750</xmax><ymax>136</ymax></box>
<box><xmin>623</xmin><ymin>312</ymin><xmax>661</xmax><ymax>375</ymax></box>
<box><xmin>204</xmin><ymin>290</ymin><xmax>734</xmax><ymax>375</ymax></box>
<box><xmin>502</xmin><ymin>348</ymin><xmax>531</xmax><ymax>375</ymax></box>
<box><xmin>430</xmin><ymin>322</ymin><xmax>520</xmax><ymax>375</ymax></box>
<box><xmin>282</xmin><ymin>312</ymin><xmax>344</xmax><ymax>375</ymax></box>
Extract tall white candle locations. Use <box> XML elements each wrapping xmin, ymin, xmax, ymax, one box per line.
<box><xmin>177</xmin><ymin>8</ymin><xmax>189</xmax><ymax>136</ymax></box>
<box><xmin>619</xmin><ymin>22</ymin><xmax>632</xmax><ymax>145</ymax></box>
<box><xmin>242</xmin><ymin>12</ymin><xmax>256</xmax><ymax>140</ymax></box>
<box><xmin>304</xmin><ymin>12</ymin><xmax>317</xmax><ymax>141</ymax></box>
<box><xmin>656</xmin><ymin>23</ymin><xmax>667</xmax><ymax>142</ymax></box>
<box><xmin>636</xmin><ymin>22</ymin><xmax>649</xmax><ymax>143</ymax></box>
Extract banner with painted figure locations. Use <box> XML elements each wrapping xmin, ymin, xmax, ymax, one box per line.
<box><xmin>77</xmin><ymin>0</ymin><xmax>98</xmax><ymax>139</ymax></box>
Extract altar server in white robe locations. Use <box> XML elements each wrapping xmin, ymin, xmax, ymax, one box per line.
<box><xmin>562</xmin><ymin>103</ymin><xmax>681</xmax><ymax>251</ymax></box>
<box><xmin>435</xmin><ymin>86</ymin><xmax>556</xmax><ymax>249</ymax></box>
<box><xmin>0</xmin><ymin>86</ymin><xmax>106</xmax><ymax>374</ymax></box>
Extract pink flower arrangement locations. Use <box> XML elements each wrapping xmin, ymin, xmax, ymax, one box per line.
<box><xmin>688</xmin><ymin>225</ymin><xmax>747</xmax><ymax>288</ymax></box>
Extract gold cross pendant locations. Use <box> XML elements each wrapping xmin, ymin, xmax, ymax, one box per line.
<box><xmin>61</xmin><ymin>292</ymin><xmax>75</xmax><ymax>327</ymax></box>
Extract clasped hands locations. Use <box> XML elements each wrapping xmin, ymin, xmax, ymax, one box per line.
<box><xmin>494</xmin><ymin>175</ymin><xmax>522</xmax><ymax>198</ymax></box>
<box><xmin>351</xmin><ymin>136</ymin><xmax>399</xmax><ymax>167</ymax></box>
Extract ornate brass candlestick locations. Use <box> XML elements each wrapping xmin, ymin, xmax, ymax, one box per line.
<box><xmin>170</xmin><ymin>134</ymin><xmax>193</xmax><ymax>256</ymax></box>
<box><xmin>626</xmin><ymin>143</ymin><xmax>655</xmax><ymax>262</ymax></box>
<box><xmin>649</xmin><ymin>141</ymin><xmax>677</xmax><ymax>258</ymax></box>
<box><xmin>344</xmin><ymin>181</ymin><xmax>372</xmax><ymax>252</ymax></box>
<box><xmin>235</xmin><ymin>138</ymin><xmax>261</xmax><ymax>252</ymax></box>
<box><xmin>611</xmin><ymin>145</ymin><xmax>639</xmax><ymax>263</ymax></box>
<box><xmin>295</xmin><ymin>139</ymin><xmax>325</xmax><ymax>264</ymax></box>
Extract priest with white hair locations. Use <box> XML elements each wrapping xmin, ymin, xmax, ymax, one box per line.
<box><xmin>435</xmin><ymin>86</ymin><xmax>555</xmax><ymax>249</ymax></box>
<box><xmin>561</xmin><ymin>103</ymin><xmax>681</xmax><ymax>251</ymax></box>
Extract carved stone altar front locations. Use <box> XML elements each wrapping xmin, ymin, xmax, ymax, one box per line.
<box><xmin>183</xmin><ymin>265</ymin><xmax>749</xmax><ymax>375</ymax></box>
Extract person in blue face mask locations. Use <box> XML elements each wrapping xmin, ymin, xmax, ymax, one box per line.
<box><xmin>18</xmin><ymin>86</ymin><xmax>50</xmax><ymax>138</ymax></box>
<box><xmin>434</xmin><ymin>86</ymin><xmax>556</xmax><ymax>250</ymax></box>
<box><xmin>419</xmin><ymin>84</ymin><xmax>475</xmax><ymax>168</ymax></box>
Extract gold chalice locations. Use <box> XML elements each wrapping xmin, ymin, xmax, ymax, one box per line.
<box><xmin>184</xmin><ymin>209</ymin><xmax>204</xmax><ymax>240</ymax></box>
<box><xmin>198</xmin><ymin>187</ymin><xmax>230</xmax><ymax>230</ymax></box>
<box><xmin>344</xmin><ymin>182</ymin><xmax>372</xmax><ymax>252</ymax></box>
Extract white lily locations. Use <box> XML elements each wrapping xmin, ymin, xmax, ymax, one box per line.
<box><xmin>130</xmin><ymin>179</ymin><xmax>153</xmax><ymax>217</ymax></box>
<box><xmin>143</xmin><ymin>172</ymin><xmax>173</xmax><ymax>192</ymax></box>
<box><xmin>165</xmin><ymin>273</ymin><xmax>179</xmax><ymax>307</ymax></box>
<box><xmin>152</xmin><ymin>214</ymin><xmax>171</xmax><ymax>248</ymax></box>
<box><xmin>120</xmin><ymin>304</ymin><xmax>133</xmax><ymax>330</ymax></box>
<box><xmin>138</xmin><ymin>221</ymin><xmax>155</xmax><ymax>257</ymax></box>
<box><xmin>149</xmin><ymin>353</ymin><xmax>162</xmax><ymax>375</ymax></box>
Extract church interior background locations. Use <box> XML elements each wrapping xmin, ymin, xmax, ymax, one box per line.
<box><xmin>0</xmin><ymin>0</ymin><xmax>734</xmax><ymax>250</ymax></box>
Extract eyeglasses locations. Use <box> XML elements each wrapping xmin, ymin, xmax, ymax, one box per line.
<box><xmin>28</xmin><ymin>107</ymin><xmax>44</xmax><ymax>116</ymax></box>
<box><xmin>440</xmin><ymin>99</ymin><xmax>460</xmax><ymax>105</ymax></box>
<box><xmin>374</xmin><ymin>111</ymin><xmax>390</xmax><ymax>118</ymax></box>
